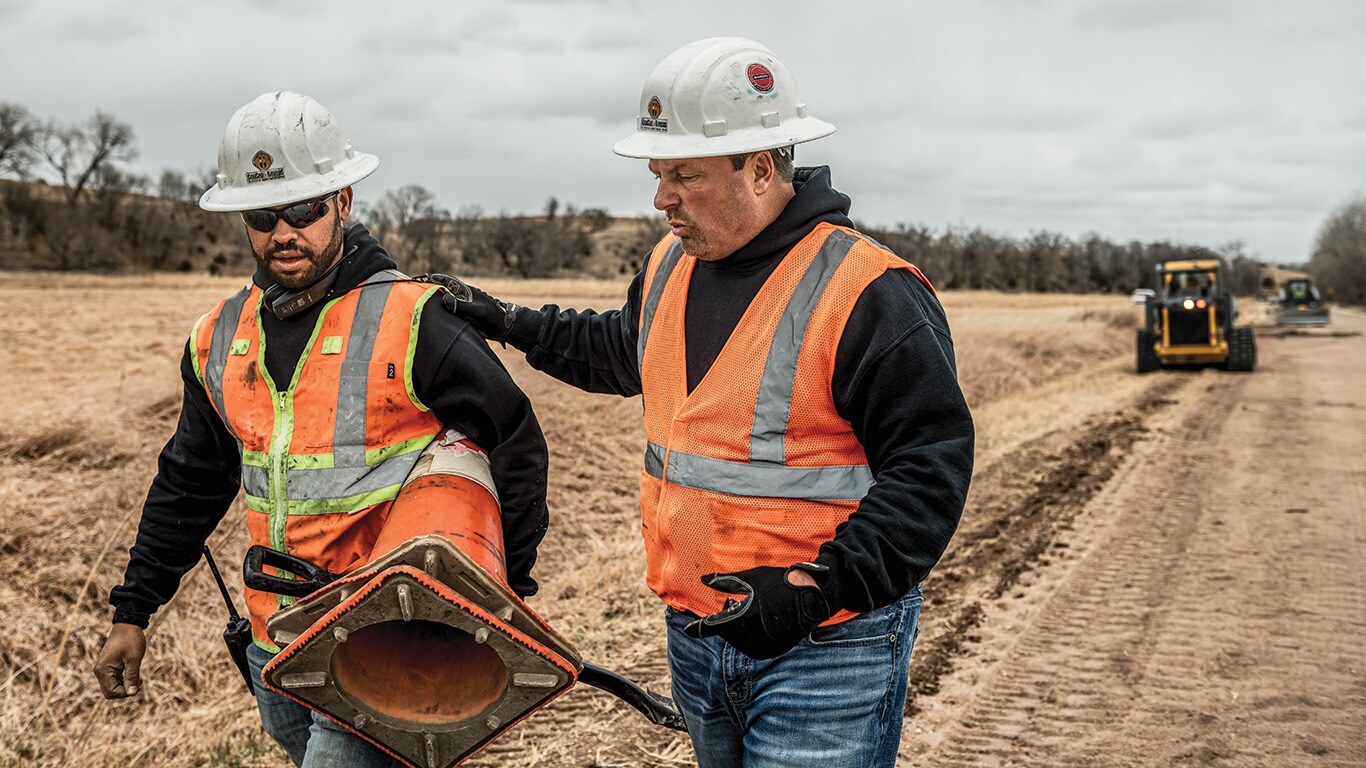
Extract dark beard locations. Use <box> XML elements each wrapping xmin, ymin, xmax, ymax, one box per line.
<box><xmin>254</xmin><ymin>218</ymin><xmax>345</xmax><ymax>289</ymax></box>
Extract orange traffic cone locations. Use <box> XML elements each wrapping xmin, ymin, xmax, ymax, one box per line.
<box><xmin>258</xmin><ymin>431</ymin><xmax>581</xmax><ymax>768</ymax></box>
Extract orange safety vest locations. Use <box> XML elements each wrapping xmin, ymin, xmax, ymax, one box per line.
<box><xmin>191</xmin><ymin>271</ymin><xmax>445</xmax><ymax>648</ymax></box>
<box><xmin>636</xmin><ymin>223</ymin><xmax>935</xmax><ymax>622</ymax></box>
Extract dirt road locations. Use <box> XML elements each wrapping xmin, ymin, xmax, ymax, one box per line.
<box><xmin>468</xmin><ymin>307</ymin><xmax>1366</xmax><ymax>767</ymax></box>
<box><xmin>906</xmin><ymin>312</ymin><xmax>1366</xmax><ymax>767</ymax></box>
<box><xmin>4</xmin><ymin>277</ymin><xmax>1360</xmax><ymax>767</ymax></box>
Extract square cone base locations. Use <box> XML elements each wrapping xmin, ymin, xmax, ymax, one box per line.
<box><xmin>261</xmin><ymin>558</ymin><xmax>579</xmax><ymax>767</ymax></box>
<box><xmin>266</xmin><ymin>535</ymin><xmax>581</xmax><ymax>669</ymax></box>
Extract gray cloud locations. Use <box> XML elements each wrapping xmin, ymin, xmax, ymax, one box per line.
<box><xmin>0</xmin><ymin>0</ymin><xmax>1359</xmax><ymax>263</ymax></box>
<box><xmin>1075</xmin><ymin>0</ymin><xmax>1235</xmax><ymax>30</ymax></box>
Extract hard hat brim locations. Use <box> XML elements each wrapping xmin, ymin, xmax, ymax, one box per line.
<box><xmin>198</xmin><ymin>152</ymin><xmax>379</xmax><ymax>212</ymax></box>
<box><xmin>612</xmin><ymin>117</ymin><xmax>835</xmax><ymax>160</ymax></box>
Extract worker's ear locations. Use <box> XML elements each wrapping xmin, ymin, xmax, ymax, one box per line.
<box><xmin>335</xmin><ymin>187</ymin><xmax>353</xmax><ymax>222</ymax></box>
<box><xmin>750</xmin><ymin>151</ymin><xmax>777</xmax><ymax>196</ymax></box>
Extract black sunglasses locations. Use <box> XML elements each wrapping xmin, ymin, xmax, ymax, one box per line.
<box><xmin>241</xmin><ymin>191</ymin><xmax>338</xmax><ymax>233</ymax></box>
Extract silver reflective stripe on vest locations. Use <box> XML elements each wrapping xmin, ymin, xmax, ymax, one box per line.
<box><xmin>285</xmin><ymin>451</ymin><xmax>422</xmax><ymax>500</ymax></box>
<box><xmin>242</xmin><ymin>464</ymin><xmax>269</xmax><ymax>499</ymax></box>
<box><xmin>644</xmin><ymin>441</ymin><xmax>872</xmax><ymax>501</ymax></box>
<box><xmin>750</xmin><ymin>229</ymin><xmax>858</xmax><ymax>464</ymax></box>
<box><xmin>333</xmin><ymin>274</ymin><xmax>395</xmax><ymax>468</ymax></box>
<box><xmin>204</xmin><ymin>286</ymin><xmax>252</xmax><ymax>433</ymax></box>
<box><xmin>636</xmin><ymin>239</ymin><xmax>686</xmax><ymax>370</ymax></box>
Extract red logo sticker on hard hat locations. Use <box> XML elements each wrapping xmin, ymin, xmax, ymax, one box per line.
<box><xmin>640</xmin><ymin>95</ymin><xmax>669</xmax><ymax>133</ymax></box>
<box><xmin>747</xmin><ymin>63</ymin><xmax>774</xmax><ymax>93</ymax></box>
<box><xmin>246</xmin><ymin>150</ymin><xmax>285</xmax><ymax>183</ymax></box>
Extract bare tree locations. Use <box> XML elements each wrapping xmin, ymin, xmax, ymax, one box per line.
<box><xmin>371</xmin><ymin>185</ymin><xmax>442</xmax><ymax>233</ymax></box>
<box><xmin>158</xmin><ymin>168</ymin><xmax>212</xmax><ymax>206</ymax></box>
<box><xmin>368</xmin><ymin>184</ymin><xmax>450</xmax><ymax>274</ymax></box>
<box><xmin>35</xmin><ymin>111</ymin><xmax>137</xmax><ymax>207</ymax></box>
<box><xmin>1023</xmin><ymin>231</ymin><xmax>1068</xmax><ymax>292</ymax></box>
<box><xmin>0</xmin><ymin>103</ymin><xmax>38</xmax><ymax>179</ymax></box>
<box><xmin>32</xmin><ymin>111</ymin><xmax>138</xmax><ymax>268</ymax></box>
<box><xmin>1308</xmin><ymin>196</ymin><xmax>1366</xmax><ymax>306</ymax></box>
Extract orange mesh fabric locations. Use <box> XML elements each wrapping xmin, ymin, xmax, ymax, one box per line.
<box><xmin>637</xmin><ymin>225</ymin><xmax>934</xmax><ymax>619</ymax></box>
<box><xmin>786</xmin><ymin>226</ymin><xmax>929</xmax><ymax>464</ymax></box>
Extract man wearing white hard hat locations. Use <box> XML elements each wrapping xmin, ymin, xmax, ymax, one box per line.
<box><xmin>93</xmin><ymin>92</ymin><xmax>552</xmax><ymax>766</ymax></box>
<box><xmin>447</xmin><ymin>39</ymin><xmax>973</xmax><ymax>764</ymax></box>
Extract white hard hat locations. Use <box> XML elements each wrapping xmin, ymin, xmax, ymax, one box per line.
<box><xmin>613</xmin><ymin>37</ymin><xmax>835</xmax><ymax>160</ymax></box>
<box><xmin>199</xmin><ymin>91</ymin><xmax>379</xmax><ymax>212</ymax></box>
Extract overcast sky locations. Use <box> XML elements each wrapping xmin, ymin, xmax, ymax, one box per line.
<box><xmin>2</xmin><ymin>0</ymin><xmax>1362</xmax><ymax>262</ymax></box>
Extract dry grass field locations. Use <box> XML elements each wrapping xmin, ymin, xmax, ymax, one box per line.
<box><xmin>0</xmin><ymin>273</ymin><xmax>1146</xmax><ymax>766</ymax></box>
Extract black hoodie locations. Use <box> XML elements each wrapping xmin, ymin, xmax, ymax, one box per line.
<box><xmin>110</xmin><ymin>225</ymin><xmax>550</xmax><ymax>627</ymax></box>
<box><xmin>502</xmin><ymin>167</ymin><xmax>973</xmax><ymax>614</ymax></box>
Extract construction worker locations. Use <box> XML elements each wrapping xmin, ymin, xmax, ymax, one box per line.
<box><xmin>445</xmin><ymin>38</ymin><xmax>974</xmax><ymax>766</ymax></box>
<box><xmin>92</xmin><ymin>91</ymin><xmax>550</xmax><ymax>767</ymax></box>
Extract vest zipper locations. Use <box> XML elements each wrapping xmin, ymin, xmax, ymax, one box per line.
<box><xmin>270</xmin><ymin>390</ymin><xmax>289</xmax><ymax>555</ymax></box>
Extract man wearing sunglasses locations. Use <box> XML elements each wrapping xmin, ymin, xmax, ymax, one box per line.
<box><xmin>93</xmin><ymin>91</ymin><xmax>551</xmax><ymax>767</ymax></box>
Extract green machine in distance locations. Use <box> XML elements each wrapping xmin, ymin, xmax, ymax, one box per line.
<box><xmin>1274</xmin><ymin>277</ymin><xmax>1330</xmax><ymax>327</ymax></box>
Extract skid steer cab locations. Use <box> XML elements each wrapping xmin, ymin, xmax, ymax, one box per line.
<box><xmin>1274</xmin><ymin>277</ymin><xmax>1331</xmax><ymax>327</ymax></box>
<box><xmin>1136</xmin><ymin>259</ymin><xmax>1256</xmax><ymax>373</ymax></box>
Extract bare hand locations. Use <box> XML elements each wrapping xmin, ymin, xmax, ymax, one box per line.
<box><xmin>94</xmin><ymin>623</ymin><xmax>147</xmax><ymax>699</ymax></box>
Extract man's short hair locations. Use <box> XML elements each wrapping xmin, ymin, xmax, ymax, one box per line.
<box><xmin>728</xmin><ymin>146</ymin><xmax>795</xmax><ymax>183</ymax></box>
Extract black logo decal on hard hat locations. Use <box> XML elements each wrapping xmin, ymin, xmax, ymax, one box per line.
<box><xmin>640</xmin><ymin>95</ymin><xmax>669</xmax><ymax>133</ymax></box>
<box><xmin>746</xmin><ymin>63</ymin><xmax>774</xmax><ymax>93</ymax></box>
<box><xmin>247</xmin><ymin>150</ymin><xmax>286</xmax><ymax>183</ymax></box>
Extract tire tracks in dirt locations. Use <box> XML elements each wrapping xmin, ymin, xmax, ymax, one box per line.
<box><xmin>908</xmin><ymin>316</ymin><xmax>1366</xmax><ymax>767</ymax></box>
<box><xmin>907</xmin><ymin>374</ymin><xmax>1188</xmax><ymax>715</ymax></box>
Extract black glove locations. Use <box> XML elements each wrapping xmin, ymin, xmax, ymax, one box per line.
<box><xmin>428</xmin><ymin>273</ymin><xmax>520</xmax><ymax>342</ymax></box>
<box><xmin>684</xmin><ymin>563</ymin><xmax>833</xmax><ymax>660</ymax></box>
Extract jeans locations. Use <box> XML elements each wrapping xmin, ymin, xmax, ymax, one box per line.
<box><xmin>246</xmin><ymin>643</ymin><xmax>403</xmax><ymax>768</ymax></box>
<box><xmin>666</xmin><ymin>586</ymin><xmax>922</xmax><ymax>768</ymax></box>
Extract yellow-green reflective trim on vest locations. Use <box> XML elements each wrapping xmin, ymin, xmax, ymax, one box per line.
<box><xmin>287</xmin><ymin>453</ymin><xmax>333</xmax><ymax>470</ymax></box>
<box><xmin>240</xmin><ymin>437</ymin><xmax>432</xmax><ymax>512</ymax></box>
<box><xmin>406</xmin><ymin>286</ymin><xmax>440</xmax><ymax>412</ymax></box>
<box><xmin>368</xmin><ymin>434</ymin><xmax>432</xmax><ymax>465</ymax></box>
<box><xmin>189</xmin><ymin>314</ymin><xmax>208</xmax><ymax>388</ymax></box>
<box><xmin>244</xmin><ymin>485</ymin><xmax>405</xmax><ymax>517</ymax></box>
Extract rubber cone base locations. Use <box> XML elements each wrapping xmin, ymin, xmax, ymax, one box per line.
<box><xmin>261</xmin><ymin>563</ymin><xmax>578</xmax><ymax>767</ymax></box>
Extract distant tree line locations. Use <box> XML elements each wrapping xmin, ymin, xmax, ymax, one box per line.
<box><xmin>357</xmin><ymin>187</ymin><xmax>654</xmax><ymax>279</ymax></box>
<box><xmin>8</xmin><ymin>99</ymin><xmax>1335</xmax><ymax>297</ymax></box>
<box><xmin>857</xmin><ymin>223</ymin><xmax>1266</xmax><ymax>296</ymax></box>
<box><xmin>0</xmin><ymin>101</ymin><xmax>654</xmax><ymax>278</ymax></box>
<box><xmin>0</xmin><ymin>102</ymin><xmax>242</xmax><ymax>273</ymax></box>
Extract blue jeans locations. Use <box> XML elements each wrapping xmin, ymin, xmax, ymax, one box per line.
<box><xmin>666</xmin><ymin>586</ymin><xmax>922</xmax><ymax>768</ymax></box>
<box><xmin>246</xmin><ymin>643</ymin><xmax>403</xmax><ymax>768</ymax></box>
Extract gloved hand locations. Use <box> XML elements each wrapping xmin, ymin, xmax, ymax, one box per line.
<box><xmin>93</xmin><ymin>623</ymin><xmax>147</xmax><ymax>699</ymax></box>
<box><xmin>684</xmin><ymin>562</ymin><xmax>833</xmax><ymax>660</ymax></box>
<box><xmin>429</xmin><ymin>273</ymin><xmax>520</xmax><ymax>342</ymax></box>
